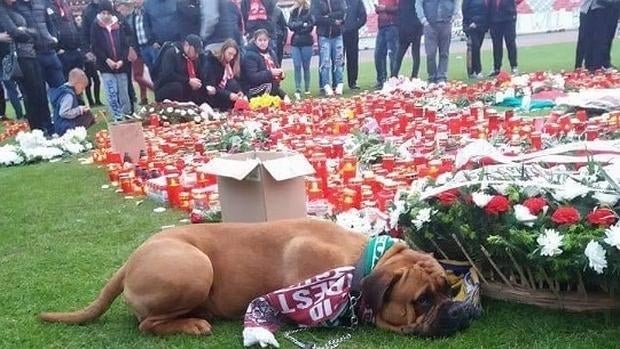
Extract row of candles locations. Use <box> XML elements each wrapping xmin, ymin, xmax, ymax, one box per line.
<box><xmin>0</xmin><ymin>120</ymin><xmax>29</xmax><ymax>142</ymax></box>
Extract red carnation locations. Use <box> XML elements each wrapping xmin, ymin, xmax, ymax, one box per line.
<box><xmin>436</xmin><ymin>189</ymin><xmax>459</xmax><ymax>206</ymax></box>
<box><xmin>551</xmin><ymin>207</ymin><xmax>581</xmax><ymax>225</ymax></box>
<box><xmin>484</xmin><ymin>195</ymin><xmax>510</xmax><ymax>215</ymax></box>
<box><xmin>587</xmin><ymin>208</ymin><xmax>617</xmax><ymax>227</ymax></box>
<box><xmin>523</xmin><ymin>197</ymin><xmax>547</xmax><ymax>215</ymax></box>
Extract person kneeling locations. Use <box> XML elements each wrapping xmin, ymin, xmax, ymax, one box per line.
<box><xmin>242</xmin><ymin>29</ymin><xmax>287</xmax><ymax>99</ymax></box>
<box><xmin>51</xmin><ymin>69</ymin><xmax>96</xmax><ymax>136</ymax></box>
<box><xmin>154</xmin><ymin>35</ymin><xmax>206</xmax><ymax>104</ymax></box>
<box><xmin>203</xmin><ymin>39</ymin><xmax>246</xmax><ymax>111</ymax></box>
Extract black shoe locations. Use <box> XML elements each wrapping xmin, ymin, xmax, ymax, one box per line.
<box><xmin>488</xmin><ymin>70</ymin><xmax>500</xmax><ymax>77</ymax></box>
<box><xmin>373</xmin><ymin>83</ymin><xmax>383</xmax><ymax>90</ymax></box>
<box><xmin>349</xmin><ymin>85</ymin><xmax>360</xmax><ymax>90</ymax></box>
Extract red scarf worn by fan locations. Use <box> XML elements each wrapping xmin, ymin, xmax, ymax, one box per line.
<box><xmin>185</xmin><ymin>56</ymin><xmax>197</xmax><ymax>79</ymax></box>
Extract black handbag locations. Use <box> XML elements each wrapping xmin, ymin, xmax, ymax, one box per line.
<box><xmin>2</xmin><ymin>43</ymin><xmax>22</xmax><ymax>80</ymax></box>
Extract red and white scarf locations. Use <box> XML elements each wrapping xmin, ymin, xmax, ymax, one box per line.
<box><xmin>219</xmin><ymin>63</ymin><xmax>233</xmax><ymax>89</ymax></box>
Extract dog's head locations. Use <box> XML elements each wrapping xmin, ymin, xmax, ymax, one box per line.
<box><xmin>361</xmin><ymin>244</ymin><xmax>472</xmax><ymax>337</ymax></box>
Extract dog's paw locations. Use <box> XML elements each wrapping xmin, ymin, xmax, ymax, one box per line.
<box><xmin>242</xmin><ymin>327</ymin><xmax>280</xmax><ymax>348</ymax></box>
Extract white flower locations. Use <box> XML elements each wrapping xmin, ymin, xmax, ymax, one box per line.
<box><xmin>389</xmin><ymin>200</ymin><xmax>406</xmax><ymax>230</ymax></box>
<box><xmin>435</xmin><ymin>172</ymin><xmax>452</xmax><ymax>186</ymax></box>
<box><xmin>412</xmin><ymin>208</ymin><xmax>435</xmax><ymax>230</ymax></box>
<box><xmin>166</xmin><ymin>107</ymin><xmax>173</xmax><ymax>113</ymax></box>
<box><xmin>514</xmin><ymin>204</ymin><xmax>537</xmax><ymax>227</ymax></box>
<box><xmin>472</xmin><ymin>192</ymin><xmax>493</xmax><ymax>208</ymax></box>
<box><xmin>537</xmin><ymin>229</ymin><xmax>564</xmax><ymax>257</ymax></box>
<box><xmin>371</xmin><ymin>219</ymin><xmax>388</xmax><ymax>235</ymax></box>
<box><xmin>188</xmin><ymin>109</ymin><xmax>196</xmax><ymax>115</ymax></box>
<box><xmin>180</xmin><ymin>110</ymin><xmax>187</xmax><ymax>116</ymax></box>
<box><xmin>603</xmin><ymin>223</ymin><xmax>620</xmax><ymax>250</ymax></box>
<box><xmin>593</xmin><ymin>192</ymin><xmax>620</xmax><ymax>206</ymax></box>
<box><xmin>584</xmin><ymin>240</ymin><xmax>607</xmax><ymax>274</ymax></box>
<box><xmin>492</xmin><ymin>184</ymin><xmax>509</xmax><ymax>195</ymax></box>
<box><xmin>174</xmin><ymin>109</ymin><xmax>182</xmax><ymax>114</ymax></box>
<box><xmin>336</xmin><ymin>210</ymin><xmax>373</xmax><ymax>235</ymax></box>
<box><xmin>408</xmin><ymin>178</ymin><xmax>429</xmax><ymax>197</ymax></box>
<box><xmin>552</xmin><ymin>178</ymin><xmax>590</xmax><ymax>202</ymax></box>
<box><xmin>194</xmin><ymin>116</ymin><xmax>202</xmax><ymax>123</ymax></box>
<box><xmin>64</xmin><ymin>143</ymin><xmax>84</xmax><ymax>154</ymax></box>
<box><xmin>0</xmin><ymin>145</ymin><xmax>24</xmax><ymax>165</ymax></box>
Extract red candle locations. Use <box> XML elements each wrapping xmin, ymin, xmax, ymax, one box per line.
<box><xmin>530</xmin><ymin>131</ymin><xmax>542</xmax><ymax>150</ymax></box>
<box><xmin>179</xmin><ymin>192</ymin><xmax>191</xmax><ymax>211</ymax></box>
<box><xmin>166</xmin><ymin>174</ymin><xmax>182</xmax><ymax>207</ymax></box>
<box><xmin>382</xmin><ymin>154</ymin><xmax>395</xmax><ymax>172</ymax></box>
<box><xmin>576</xmin><ymin>110</ymin><xmax>587</xmax><ymax>122</ymax></box>
<box><xmin>107</xmin><ymin>151</ymin><xmax>122</xmax><ymax>164</ymax></box>
<box><xmin>349</xmin><ymin>178</ymin><xmax>363</xmax><ymax>209</ymax></box>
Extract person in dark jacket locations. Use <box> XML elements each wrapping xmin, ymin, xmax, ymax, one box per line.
<box><xmin>90</xmin><ymin>0</ymin><xmax>130</xmax><ymax>121</ymax></box>
<box><xmin>15</xmin><ymin>0</ymin><xmax>66</xmax><ymax>88</ymax></box>
<box><xmin>115</xmin><ymin>0</ymin><xmax>137</xmax><ymax>113</ymax></box>
<box><xmin>374</xmin><ymin>0</ymin><xmax>399</xmax><ymax>89</ymax></box>
<box><xmin>51</xmin><ymin>68</ymin><xmax>95</xmax><ymax>136</ymax></box>
<box><xmin>312</xmin><ymin>0</ymin><xmax>346</xmax><ymax>96</ymax></box>
<box><xmin>584</xmin><ymin>0</ymin><xmax>620</xmax><ymax>71</ymax></box>
<box><xmin>202</xmin><ymin>39</ymin><xmax>245</xmax><ymax>110</ymax></box>
<box><xmin>0</xmin><ymin>0</ymin><xmax>52</xmax><ymax>133</ymax></box>
<box><xmin>177</xmin><ymin>0</ymin><xmax>200</xmax><ymax>39</ymax></box>
<box><xmin>144</xmin><ymin>0</ymin><xmax>181</xmax><ymax>46</ymax></box>
<box><xmin>241</xmin><ymin>29</ymin><xmax>286</xmax><ymax>98</ymax></box>
<box><xmin>75</xmin><ymin>9</ymin><xmax>102</xmax><ymax>106</ymax></box>
<box><xmin>48</xmin><ymin>0</ymin><xmax>83</xmax><ymax>78</ymax></box>
<box><xmin>272</xmin><ymin>5</ymin><xmax>287</xmax><ymax>66</ymax></box>
<box><xmin>462</xmin><ymin>0</ymin><xmax>489</xmax><ymax>79</ymax></box>
<box><xmin>201</xmin><ymin>0</ymin><xmax>243</xmax><ymax>50</ymax></box>
<box><xmin>488</xmin><ymin>0</ymin><xmax>521</xmax><ymax>76</ymax></box>
<box><xmin>0</xmin><ymin>24</ymin><xmax>23</xmax><ymax>121</ymax></box>
<box><xmin>288</xmin><ymin>0</ymin><xmax>313</xmax><ymax>99</ymax></box>
<box><xmin>126</xmin><ymin>0</ymin><xmax>155</xmax><ymax>69</ymax></box>
<box><xmin>393</xmin><ymin>0</ymin><xmax>423</xmax><ymax>78</ymax></box>
<box><xmin>241</xmin><ymin>0</ymin><xmax>276</xmax><ymax>39</ymax></box>
<box><xmin>342</xmin><ymin>0</ymin><xmax>366</xmax><ymax>90</ymax></box>
<box><xmin>153</xmin><ymin>34</ymin><xmax>206</xmax><ymax>104</ymax></box>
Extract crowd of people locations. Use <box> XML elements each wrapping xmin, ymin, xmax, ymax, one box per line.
<box><xmin>0</xmin><ymin>0</ymin><xmax>617</xmax><ymax>137</ymax></box>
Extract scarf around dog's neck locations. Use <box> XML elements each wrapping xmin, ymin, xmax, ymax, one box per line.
<box><xmin>242</xmin><ymin>236</ymin><xmax>396</xmax><ymax>347</ymax></box>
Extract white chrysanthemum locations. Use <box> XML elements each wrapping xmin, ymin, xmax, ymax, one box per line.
<box><xmin>64</xmin><ymin>142</ymin><xmax>85</xmax><ymax>154</ymax></box>
<box><xmin>593</xmin><ymin>192</ymin><xmax>620</xmax><ymax>206</ymax></box>
<box><xmin>536</xmin><ymin>229</ymin><xmax>564</xmax><ymax>257</ymax></box>
<box><xmin>514</xmin><ymin>204</ymin><xmax>537</xmax><ymax>227</ymax></box>
<box><xmin>584</xmin><ymin>240</ymin><xmax>607</xmax><ymax>274</ymax></box>
<box><xmin>336</xmin><ymin>210</ymin><xmax>372</xmax><ymax>235</ymax></box>
<box><xmin>0</xmin><ymin>145</ymin><xmax>24</xmax><ymax>165</ymax></box>
<box><xmin>412</xmin><ymin>208</ymin><xmax>435</xmax><ymax>230</ymax></box>
<box><xmin>603</xmin><ymin>223</ymin><xmax>620</xmax><ymax>250</ymax></box>
<box><xmin>165</xmin><ymin>107</ymin><xmax>173</xmax><ymax>113</ymax></box>
<box><xmin>472</xmin><ymin>192</ymin><xmax>493</xmax><ymax>208</ymax></box>
<box><xmin>389</xmin><ymin>200</ymin><xmax>406</xmax><ymax>230</ymax></box>
<box><xmin>408</xmin><ymin>177</ymin><xmax>429</xmax><ymax>197</ymax></box>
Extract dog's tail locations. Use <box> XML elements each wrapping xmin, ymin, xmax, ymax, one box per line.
<box><xmin>38</xmin><ymin>265</ymin><xmax>126</xmax><ymax>324</ymax></box>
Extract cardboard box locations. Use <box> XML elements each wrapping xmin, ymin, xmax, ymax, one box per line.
<box><xmin>201</xmin><ymin>151</ymin><xmax>315</xmax><ymax>222</ymax></box>
<box><xmin>109</xmin><ymin>121</ymin><xmax>146</xmax><ymax>161</ymax></box>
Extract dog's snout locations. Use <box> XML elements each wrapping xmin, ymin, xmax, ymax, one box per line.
<box><xmin>448</xmin><ymin>302</ymin><xmax>466</xmax><ymax>320</ymax></box>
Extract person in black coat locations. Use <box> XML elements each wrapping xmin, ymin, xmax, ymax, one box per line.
<box><xmin>202</xmin><ymin>0</ymin><xmax>243</xmax><ymax>50</ymax></box>
<box><xmin>288</xmin><ymin>0</ymin><xmax>313</xmax><ymax>99</ymax></box>
<box><xmin>462</xmin><ymin>0</ymin><xmax>489</xmax><ymax>78</ymax></box>
<box><xmin>153</xmin><ymin>34</ymin><xmax>207</xmax><ymax>104</ymax></box>
<box><xmin>202</xmin><ymin>39</ymin><xmax>244</xmax><ymax>111</ymax></box>
<box><xmin>488</xmin><ymin>0</ymin><xmax>521</xmax><ymax>76</ymax></box>
<box><xmin>80</xmin><ymin>0</ymin><xmax>102</xmax><ymax>106</ymax></box>
<box><xmin>342</xmin><ymin>0</ymin><xmax>366</xmax><ymax>90</ymax></box>
<box><xmin>272</xmin><ymin>5</ymin><xmax>287</xmax><ymax>66</ymax></box>
<box><xmin>393</xmin><ymin>0</ymin><xmax>423</xmax><ymax>78</ymax></box>
<box><xmin>241</xmin><ymin>0</ymin><xmax>276</xmax><ymax>39</ymax></box>
<box><xmin>241</xmin><ymin>29</ymin><xmax>286</xmax><ymax>99</ymax></box>
<box><xmin>0</xmin><ymin>0</ymin><xmax>52</xmax><ymax>133</ymax></box>
<box><xmin>47</xmin><ymin>0</ymin><xmax>83</xmax><ymax>78</ymax></box>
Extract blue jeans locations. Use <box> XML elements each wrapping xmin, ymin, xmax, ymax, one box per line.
<box><xmin>424</xmin><ymin>23</ymin><xmax>452</xmax><ymax>83</ymax></box>
<box><xmin>140</xmin><ymin>45</ymin><xmax>158</xmax><ymax>71</ymax></box>
<box><xmin>101</xmin><ymin>72</ymin><xmax>131</xmax><ymax>121</ymax></box>
<box><xmin>318</xmin><ymin>36</ymin><xmax>344</xmax><ymax>89</ymax></box>
<box><xmin>3</xmin><ymin>79</ymin><xmax>23</xmax><ymax>119</ymax></box>
<box><xmin>374</xmin><ymin>25</ymin><xmax>399</xmax><ymax>85</ymax></box>
<box><xmin>37</xmin><ymin>52</ymin><xmax>66</xmax><ymax>88</ymax></box>
<box><xmin>291</xmin><ymin>46</ymin><xmax>313</xmax><ymax>93</ymax></box>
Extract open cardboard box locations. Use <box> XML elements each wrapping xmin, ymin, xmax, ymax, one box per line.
<box><xmin>108</xmin><ymin>120</ymin><xmax>146</xmax><ymax>161</ymax></box>
<box><xmin>201</xmin><ymin>151</ymin><xmax>315</xmax><ymax>222</ymax></box>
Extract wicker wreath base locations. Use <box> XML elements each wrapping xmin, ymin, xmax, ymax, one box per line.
<box><xmin>481</xmin><ymin>282</ymin><xmax>620</xmax><ymax>312</ymax></box>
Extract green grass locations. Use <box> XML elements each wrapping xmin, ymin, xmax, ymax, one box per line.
<box><xmin>2</xmin><ymin>40</ymin><xmax>620</xmax><ymax>348</ymax></box>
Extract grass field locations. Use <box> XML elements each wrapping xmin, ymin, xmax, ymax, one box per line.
<box><xmin>1</xmin><ymin>40</ymin><xmax>620</xmax><ymax>348</ymax></box>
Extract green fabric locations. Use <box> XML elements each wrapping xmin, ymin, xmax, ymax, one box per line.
<box><xmin>362</xmin><ymin>236</ymin><xmax>396</xmax><ymax>277</ymax></box>
<box><xmin>494</xmin><ymin>96</ymin><xmax>555</xmax><ymax>111</ymax></box>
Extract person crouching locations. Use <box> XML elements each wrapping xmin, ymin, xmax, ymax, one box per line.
<box><xmin>51</xmin><ymin>68</ymin><xmax>95</xmax><ymax>136</ymax></box>
<box><xmin>241</xmin><ymin>29</ymin><xmax>287</xmax><ymax>99</ymax></box>
<box><xmin>203</xmin><ymin>39</ymin><xmax>245</xmax><ymax>111</ymax></box>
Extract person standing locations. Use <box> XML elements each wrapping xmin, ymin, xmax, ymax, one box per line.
<box><xmin>288</xmin><ymin>0</ymin><xmax>313</xmax><ymax>100</ymax></box>
<box><xmin>392</xmin><ymin>0</ymin><xmax>422</xmax><ymax>78</ymax></box>
<box><xmin>128</xmin><ymin>0</ymin><xmax>155</xmax><ymax>69</ymax></box>
<box><xmin>241</xmin><ymin>0</ymin><xmax>276</xmax><ymax>39</ymax></box>
<box><xmin>48</xmin><ymin>0</ymin><xmax>83</xmax><ymax>78</ymax></box>
<box><xmin>342</xmin><ymin>0</ymin><xmax>366</xmax><ymax>90</ymax></box>
<box><xmin>585</xmin><ymin>0</ymin><xmax>620</xmax><ymax>70</ymax></box>
<box><xmin>488</xmin><ymin>0</ymin><xmax>520</xmax><ymax>76</ymax></box>
<box><xmin>462</xmin><ymin>0</ymin><xmax>489</xmax><ymax>79</ymax></box>
<box><xmin>272</xmin><ymin>4</ymin><xmax>287</xmax><ymax>66</ymax></box>
<box><xmin>144</xmin><ymin>0</ymin><xmax>181</xmax><ymax>47</ymax></box>
<box><xmin>575</xmin><ymin>0</ymin><xmax>592</xmax><ymax>69</ymax></box>
<box><xmin>374</xmin><ymin>0</ymin><xmax>399</xmax><ymax>89</ymax></box>
<box><xmin>416</xmin><ymin>0</ymin><xmax>456</xmax><ymax>84</ymax></box>
<box><xmin>201</xmin><ymin>0</ymin><xmax>243</xmax><ymax>51</ymax></box>
<box><xmin>312</xmin><ymin>0</ymin><xmax>347</xmax><ymax>96</ymax></box>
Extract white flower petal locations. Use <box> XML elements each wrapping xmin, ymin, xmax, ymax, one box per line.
<box><xmin>584</xmin><ymin>240</ymin><xmax>607</xmax><ymax>274</ymax></box>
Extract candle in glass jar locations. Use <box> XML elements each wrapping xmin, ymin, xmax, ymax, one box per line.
<box><xmin>119</xmin><ymin>173</ymin><xmax>133</xmax><ymax>193</ymax></box>
<box><xmin>341</xmin><ymin>156</ymin><xmax>357</xmax><ymax>184</ymax></box>
<box><xmin>191</xmin><ymin>188</ymin><xmax>209</xmax><ymax>210</ymax></box>
<box><xmin>382</xmin><ymin>154</ymin><xmax>395</xmax><ymax>172</ymax></box>
<box><xmin>530</xmin><ymin>131</ymin><xmax>542</xmax><ymax>150</ymax></box>
<box><xmin>179</xmin><ymin>192</ymin><xmax>191</xmax><ymax>211</ymax></box>
<box><xmin>166</xmin><ymin>174</ymin><xmax>182</xmax><ymax>207</ymax></box>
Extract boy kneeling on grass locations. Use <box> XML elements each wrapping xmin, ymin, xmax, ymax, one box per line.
<box><xmin>51</xmin><ymin>68</ymin><xmax>96</xmax><ymax>136</ymax></box>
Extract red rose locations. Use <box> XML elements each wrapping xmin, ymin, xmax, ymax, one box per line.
<box><xmin>436</xmin><ymin>189</ymin><xmax>459</xmax><ymax>206</ymax></box>
<box><xmin>523</xmin><ymin>197</ymin><xmax>547</xmax><ymax>215</ymax></box>
<box><xmin>484</xmin><ymin>195</ymin><xmax>510</xmax><ymax>215</ymax></box>
<box><xmin>551</xmin><ymin>207</ymin><xmax>581</xmax><ymax>225</ymax></box>
<box><xmin>587</xmin><ymin>208</ymin><xmax>617</xmax><ymax>227</ymax></box>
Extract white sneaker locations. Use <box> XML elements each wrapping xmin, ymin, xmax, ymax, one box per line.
<box><xmin>335</xmin><ymin>83</ymin><xmax>344</xmax><ymax>95</ymax></box>
<box><xmin>304</xmin><ymin>90</ymin><xmax>311</xmax><ymax>95</ymax></box>
<box><xmin>323</xmin><ymin>84</ymin><xmax>333</xmax><ymax>97</ymax></box>
<box><xmin>511</xmin><ymin>67</ymin><xmax>519</xmax><ymax>75</ymax></box>
<box><xmin>294</xmin><ymin>92</ymin><xmax>301</xmax><ymax>101</ymax></box>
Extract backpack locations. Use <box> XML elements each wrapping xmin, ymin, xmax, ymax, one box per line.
<box><xmin>150</xmin><ymin>42</ymin><xmax>180</xmax><ymax>81</ymax></box>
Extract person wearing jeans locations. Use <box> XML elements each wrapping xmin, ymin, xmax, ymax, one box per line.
<box><xmin>416</xmin><ymin>0</ymin><xmax>455</xmax><ymax>84</ymax></box>
<box><xmin>373</xmin><ymin>0</ymin><xmax>399</xmax><ymax>89</ymax></box>
<box><xmin>312</xmin><ymin>0</ymin><xmax>346</xmax><ymax>96</ymax></box>
<box><xmin>488</xmin><ymin>0</ymin><xmax>521</xmax><ymax>76</ymax></box>
<box><xmin>288</xmin><ymin>0</ymin><xmax>314</xmax><ymax>99</ymax></box>
<box><xmin>393</xmin><ymin>0</ymin><xmax>423</xmax><ymax>79</ymax></box>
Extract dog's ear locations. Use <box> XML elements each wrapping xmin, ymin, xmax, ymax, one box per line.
<box><xmin>362</xmin><ymin>269</ymin><xmax>404</xmax><ymax>312</ymax></box>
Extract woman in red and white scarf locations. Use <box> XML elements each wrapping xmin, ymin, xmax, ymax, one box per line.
<box><xmin>202</xmin><ymin>39</ymin><xmax>245</xmax><ymax>111</ymax></box>
<box><xmin>241</xmin><ymin>29</ymin><xmax>287</xmax><ymax>99</ymax></box>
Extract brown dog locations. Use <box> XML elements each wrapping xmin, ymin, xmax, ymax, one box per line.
<box><xmin>39</xmin><ymin>219</ymin><xmax>470</xmax><ymax>338</ymax></box>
